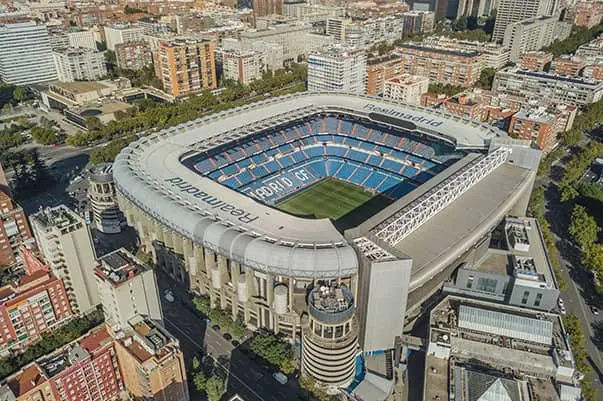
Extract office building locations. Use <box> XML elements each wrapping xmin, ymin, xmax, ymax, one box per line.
<box><xmin>52</xmin><ymin>47</ymin><xmax>107</xmax><ymax>83</ymax></box>
<box><xmin>383</xmin><ymin>74</ymin><xmax>429</xmax><ymax>105</ymax></box>
<box><xmin>425</xmin><ymin>295</ymin><xmax>578</xmax><ymax>401</ymax></box>
<box><xmin>551</xmin><ymin>55</ymin><xmax>585</xmax><ymax>76</ymax></box>
<box><xmin>493</xmin><ymin>68</ymin><xmax>603</xmax><ymax>106</ymax></box>
<box><xmin>307</xmin><ymin>47</ymin><xmax>367</xmax><ymax>94</ymax></box>
<box><xmin>155</xmin><ymin>38</ymin><xmax>217</xmax><ymax>98</ymax></box>
<box><xmin>220</xmin><ymin>49</ymin><xmax>264</xmax><ymax>84</ymax></box>
<box><xmin>87</xmin><ymin>163</ymin><xmax>123</xmax><ymax>234</ymax></box>
<box><xmin>0</xmin><ymin>190</ymin><xmax>33</xmax><ymax>267</ymax></box>
<box><xmin>0</xmin><ymin>267</ymin><xmax>72</xmax><ymax>352</ymax></box>
<box><xmin>95</xmin><ymin>248</ymin><xmax>162</xmax><ymax>333</ymax></box>
<box><xmin>421</xmin><ymin>36</ymin><xmax>510</xmax><ymax>69</ymax></box>
<box><xmin>520</xmin><ymin>51</ymin><xmax>553</xmax><ymax>71</ymax></box>
<box><xmin>104</xmin><ymin>23</ymin><xmax>145</xmax><ymax>51</ymax></box>
<box><xmin>30</xmin><ymin>205</ymin><xmax>99</xmax><ymax>314</ymax></box>
<box><xmin>115</xmin><ymin>41</ymin><xmax>152</xmax><ymax>71</ymax></box>
<box><xmin>301</xmin><ymin>284</ymin><xmax>358</xmax><ymax>388</ymax></box>
<box><xmin>396</xmin><ymin>44</ymin><xmax>483</xmax><ymax>88</ymax></box>
<box><xmin>37</xmin><ymin>327</ymin><xmax>124</xmax><ymax>401</ymax></box>
<box><xmin>503</xmin><ymin>16</ymin><xmax>572</xmax><ymax>63</ymax></box>
<box><xmin>114</xmin><ymin>316</ymin><xmax>189</xmax><ymax>401</ymax></box>
<box><xmin>492</xmin><ymin>0</ymin><xmax>558</xmax><ymax>42</ymax></box>
<box><xmin>0</xmin><ymin>21</ymin><xmax>57</xmax><ymax>85</ymax></box>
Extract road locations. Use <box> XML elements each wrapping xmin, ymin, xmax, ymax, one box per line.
<box><xmin>539</xmin><ymin>147</ymin><xmax>603</xmax><ymax>400</ymax></box>
<box><xmin>156</xmin><ymin>271</ymin><xmax>305</xmax><ymax>401</ymax></box>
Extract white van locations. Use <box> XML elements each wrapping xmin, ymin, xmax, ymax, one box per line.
<box><xmin>272</xmin><ymin>372</ymin><xmax>288</xmax><ymax>385</ymax></box>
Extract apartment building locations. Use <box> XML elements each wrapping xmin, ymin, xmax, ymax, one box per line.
<box><xmin>383</xmin><ymin>74</ymin><xmax>429</xmax><ymax>105</ymax></box>
<box><xmin>239</xmin><ymin>22</ymin><xmax>313</xmax><ymax>64</ymax></box>
<box><xmin>396</xmin><ymin>44</ymin><xmax>483</xmax><ymax>88</ymax></box>
<box><xmin>30</xmin><ymin>205</ymin><xmax>99</xmax><ymax>315</ymax></box>
<box><xmin>503</xmin><ymin>16</ymin><xmax>572</xmax><ymax>63</ymax></box>
<box><xmin>87</xmin><ymin>163</ymin><xmax>123</xmax><ymax>234</ymax></box>
<box><xmin>0</xmin><ymin>267</ymin><xmax>72</xmax><ymax>352</ymax></box>
<box><xmin>571</xmin><ymin>1</ymin><xmax>603</xmax><ymax>28</ymax></box>
<box><xmin>252</xmin><ymin>0</ymin><xmax>283</xmax><ymax>18</ymax></box>
<box><xmin>520</xmin><ymin>51</ymin><xmax>553</xmax><ymax>71</ymax></box>
<box><xmin>443</xmin><ymin>94</ymin><xmax>485</xmax><ymax>120</ymax></box>
<box><xmin>219</xmin><ymin>49</ymin><xmax>264</xmax><ymax>84</ymax></box>
<box><xmin>115</xmin><ymin>41</ymin><xmax>152</xmax><ymax>71</ymax></box>
<box><xmin>421</xmin><ymin>36</ymin><xmax>510</xmax><ymax>70</ymax></box>
<box><xmin>307</xmin><ymin>46</ymin><xmax>367</xmax><ymax>94</ymax></box>
<box><xmin>575</xmin><ymin>36</ymin><xmax>603</xmax><ymax>60</ymax></box>
<box><xmin>493</xmin><ymin>68</ymin><xmax>603</xmax><ymax>106</ymax></box>
<box><xmin>38</xmin><ymin>327</ymin><xmax>123</xmax><ymax>401</ymax></box>
<box><xmin>0</xmin><ymin>21</ymin><xmax>57</xmax><ymax>85</ymax></box>
<box><xmin>52</xmin><ymin>47</ymin><xmax>107</xmax><ymax>82</ymax></box>
<box><xmin>95</xmin><ymin>248</ymin><xmax>162</xmax><ymax>333</ymax></box>
<box><xmin>492</xmin><ymin>0</ymin><xmax>558</xmax><ymax>42</ymax></box>
<box><xmin>551</xmin><ymin>56</ymin><xmax>585</xmax><ymax>76</ymax></box>
<box><xmin>401</xmin><ymin>11</ymin><xmax>435</xmax><ymax>35</ymax></box>
<box><xmin>584</xmin><ymin>62</ymin><xmax>603</xmax><ymax>81</ymax></box>
<box><xmin>49</xmin><ymin>28</ymin><xmax>97</xmax><ymax>51</ymax></box>
<box><xmin>0</xmin><ymin>364</ymin><xmax>56</xmax><ymax>401</ymax></box>
<box><xmin>0</xmin><ymin>193</ymin><xmax>33</xmax><ymax>267</ymax></box>
<box><xmin>155</xmin><ymin>38</ymin><xmax>217</xmax><ymax>98</ymax></box>
<box><xmin>509</xmin><ymin>110</ymin><xmax>559</xmax><ymax>152</ymax></box>
<box><xmin>366</xmin><ymin>54</ymin><xmax>405</xmax><ymax>96</ymax></box>
<box><xmin>104</xmin><ymin>23</ymin><xmax>145</xmax><ymax>51</ymax></box>
<box><xmin>114</xmin><ymin>317</ymin><xmax>189</xmax><ymax>401</ymax></box>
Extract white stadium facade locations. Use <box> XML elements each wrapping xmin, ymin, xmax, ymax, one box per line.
<box><xmin>113</xmin><ymin>92</ymin><xmax>541</xmax><ymax>390</ymax></box>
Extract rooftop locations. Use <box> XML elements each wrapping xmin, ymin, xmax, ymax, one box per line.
<box><xmin>31</xmin><ymin>205</ymin><xmax>81</xmax><ymax>231</ymax></box>
<box><xmin>6</xmin><ymin>365</ymin><xmax>46</xmax><ymax>397</ymax></box>
<box><xmin>503</xmin><ymin>68</ymin><xmax>603</xmax><ymax>87</ymax></box>
<box><xmin>48</xmin><ymin>81</ymin><xmax>106</xmax><ymax>94</ymax></box>
<box><xmin>398</xmin><ymin>43</ymin><xmax>481</xmax><ymax>58</ymax></box>
<box><xmin>121</xmin><ymin>317</ymin><xmax>173</xmax><ymax>363</ymax></box>
<box><xmin>96</xmin><ymin>248</ymin><xmax>149</xmax><ymax>286</ymax></box>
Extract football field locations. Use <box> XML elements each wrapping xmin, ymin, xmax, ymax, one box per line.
<box><xmin>276</xmin><ymin>178</ymin><xmax>391</xmax><ymax>228</ymax></box>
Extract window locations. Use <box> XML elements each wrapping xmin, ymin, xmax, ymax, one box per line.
<box><xmin>476</xmin><ymin>278</ymin><xmax>498</xmax><ymax>293</ymax></box>
<box><xmin>521</xmin><ymin>291</ymin><xmax>529</xmax><ymax>304</ymax></box>
<box><xmin>534</xmin><ymin>293</ymin><xmax>543</xmax><ymax>307</ymax></box>
<box><xmin>466</xmin><ymin>275</ymin><xmax>474</xmax><ymax>289</ymax></box>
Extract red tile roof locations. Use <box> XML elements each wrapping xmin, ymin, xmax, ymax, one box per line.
<box><xmin>7</xmin><ymin>364</ymin><xmax>46</xmax><ymax>396</ymax></box>
<box><xmin>79</xmin><ymin>327</ymin><xmax>113</xmax><ymax>352</ymax></box>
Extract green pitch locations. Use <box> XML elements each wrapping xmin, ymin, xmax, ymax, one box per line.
<box><xmin>276</xmin><ymin>178</ymin><xmax>392</xmax><ymax>230</ymax></box>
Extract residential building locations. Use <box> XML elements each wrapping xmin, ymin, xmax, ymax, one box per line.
<box><xmin>307</xmin><ymin>46</ymin><xmax>367</xmax><ymax>94</ymax></box>
<box><xmin>492</xmin><ymin>68</ymin><xmax>603</xmax><ymax>106</ymax></box>
<box><xmin>0</xmin><ymin>189</ymin><xmax>33</xmax><ymax>267</ymax></box>
<box><xmin>104</xmin><ymin>23</ymin><xmax>145</xmax><ymax>51</ymax></box>
<box><xmin>52</xmin><ymin>47</ymin><xmax>107</xmax><ymax>82</ymax></box>
<box><xmin>492</xmin><ymin>0</ymin><xmax>558</xmax><ymax>42</ymax></box>
<box><xmin>443</xmin><ymin>94</ymin><xmax>485</xmax><ymax>120</ymax></box>
<box><xmin>396</xmin><ymin>44</ymin><xmax>483</xmax><ymax>88</ymax></box>
<box><xmin>444</xmin><ymin>217</ymin><xmax>560</xmax><ymax>307</ymax></box>
<box><xmin>509</xmin><ymin>109</ymin><xmax>560</xmax><ymax>152</ymax></box>
<box><xmin>287</xmin><ymin>4</ymin><xmax>345</xmax><ymax>23</ymax></box>
<box><xmin>0</xmin><ymin>267</ymin><xmax>72</xmax><ymax>352</ymax></box>
<box><xmin>252</xmin><ymin>0</ymin><xmax>283</xmax><ymax>18</ymax></box>
<box><xmin>155</xmin><ymin>38</ymin><xmax>217</xmax><ymax>98</ymax></box>
<box><xmin>421</xmin><ymin>92</ymin><xmax>449</xmax><ymax>107</ymax></box>
<box><xmin>551</xmin><ymin>56</ymin><xmax>585</xmax><ymax>76</ymax></box>
<box><xmin>520</xmin><ymin>51</ymin><xmax>553</xmax><ymax>71</ymax></box>
<box><xmin>503</xmin><ymin>16</ymin><xmax>572</xmax><ymax>63</ymax></box>
<box><xmin>422</xmin><ymin>36</ymin><xmax>510</xmax><ymax>69</ymax></box>
<box><xmin>95</xmin><ymin>248</ymin><xmax>162</xmax><ymax>333</ymax></box>
<box><xmin>220</xmin><ymin>49</ymin><xmax>264</xmax><ymax>84</ymax></box>
<box><xmin>401</xmin><ymin>11</ymin><xmax>435</xmax><ymax>35</ymax></box>
<box><xmin>366</xmin><ymin>54</ymin><xmax>405</xmax><ymax>96</ymax></box>
<box><xmin>383</xmin><ymin>74</ymin><xmax>429</xmax><ymax>105</ymax></box>
<box><xmin>425</xmin><ymin>295</ymin><xmax>577</xmax><ymax>401</ymax></box>
<box><xmin>38</xmin><ymin>327</ymin><xmax>124</xmax><ymax>401</ymax></box>
<box><xmin>584</xmin><ymin>61</ymin><xmax>603</xmax><ymax>81</ymax></box>
<box><xmin>30</xmin><ymin>205</ymin><xmax>99</xmax><ymax>314</ymax></box>
<box><xmin>239</xmin><ymin>21</ymin><xmax>313</xmax><ymax>65</ymax></box>
<box><xmin>0</xmin><ymin>364</ymin><xmax>57</xmax><ymax>401</ymax></box>
<box><xmin>345</xmin><ymin>2</ymin><xmax>410</xmax><ymax>19</ymax></box>
<box><xmin>0</xmin><ymin>21</ymin><xmax>57</xmax><ymax>85</ymax></box>
<box><xmin>114</xmin><ymin>316</ymin><xmax>189</xmax><ymax>401</ymax></box>
<box><xmin>340</xmin><ymin>15</ymin><xmax>407</xmax><ymax>49</ymax></box>
<box><xmin>575</xmin><ymin>36</ymin><xmax>603</xmax><ymax>60</ymax></box>
<box><xmin>87</xmin><ymin>164</ymin><xmax>123</xmax><ymax>234</ymax></box>
<box><xmin>571</xmin><ymin>1</ymin><xmax>603</xmax><ymax>27</ymax></box>
<box><xmin>115</xmin><ymin>41</ymin><xmax>152</xmax><ymax>71</ymax></box>
<box><xmin>49</xmin><ymin>28</ymin><xmax>97</xmax><ymax>51</ymax></box>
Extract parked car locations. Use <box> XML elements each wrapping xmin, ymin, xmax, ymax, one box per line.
<box><xmin>272</xmin><ymin>372</ymin><xmax>288</xmax><ymax>385</ymax></box>
<box><xmin>558</xmin><ymin>298</ymin><xmax>564</xmax><ymax>308</ymax></box>
<box><xmin>591</xmin><ymin>306</ymin><xmax>599</xmax><ymax>316</ymax></box>
<box><xmin>559</xmin><ymin>305</ymin><xmax>566</xmax><ymax>315</ymax></box>
<box><xmin>223</xmin><ymin>333</ymin><xmax>232</xmax><ymax>341</ymax></box>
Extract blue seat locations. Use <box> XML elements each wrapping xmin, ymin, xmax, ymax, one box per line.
<box><xmin>222</xmin><ymin>177</ymin><xmax>239</xmax><ymax>189</ymax></box>
<box><xmin>348</xmin><ymin>149</ymin><xmax>367</xmax><ymax>162</ymax></box>
<box><xmin>325</xmin><ymin>117</ymin><xmax>339</xmax><ymax>133</ymax></box>
<box><xmin>327</xmin><ymin>160</ymin><xmax>343</xmax><ymax>175</ymax></box>
<box><xmin>364</xmin><ymin>172</ymin><xmax>385</xmax><ymax>190</ymax></box>
<box><xmin>350</xmin><ymin>168</ymin><xmax>370</xmax><ymax>185</ymax></box>
<box><xmin>378</xmin><ymin>176</ymin><xmax>399</xmax><ymax>192</ymax></box>
<box><xmin>308</xmin><ymin>161</ymin><xmax>327</xmax><ymax>177</ymax></box>
<box><xmin>208</xmin><ymin>170</ymin><xmax>222</xmax><ymax>180</ymax></box>
<box><xmin>221</xmin><ymin>164</ymin><xmax>238</xmax><ymax>175</ymax></box>
<box><xmin>265</xmin><ymin>161</ymin><xmax>279</xmax><ymax>173</ymax></box>
<box><xmin>337</xmin><ymin>164</ymin><xmax>356</xmax><ymax>180</ymax></box>
<box><xmin>382</xmin><ymin>159</ymin><xmax>403</xmax><ymax>174</ymax></box>
<box><xmin>252</xmin><ymin>154</ymin><xmax>267</xmax><ymax>164</ymax></box>
<box><xmin>238</xmin><ymin>170</ymin><xmax>253</xmax><ymax>184</ymax></box>
<box><xmin>306</xmin><ymin>147</ymin><xmax>323</xmax><ymax>158</ymax></box>
<box><xmin>402</xmin><ymin>166</ymin><xmax>419</xmax><ymax>177</ymax></box>
<box><xmin>385</xmin><ymin>135</ymin><xmax>400</xmax><ymax>148</ymax></box>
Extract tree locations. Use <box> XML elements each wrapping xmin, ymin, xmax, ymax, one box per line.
<box><xmin>205</xmin><ymin>376</ymin><xmax>225</xmax><ymax>401</ymax></box>
<box><xmin>476</xmin><ymin>68</ymin><xmax>496</xmax><ymax>89</ymax></box>
<box><xmin>12</xmin><ymin>86</ymin><xmax>26</xmax><ymax>102</ymax></box>
<box><xmin>453</xmin><ymin>17</ymin><xmax>468</xmax><ymax>31</ymax></box>
<box><xmin>193</xmin><ymin>371</ymin><xmax>207</xmax><ymax>393</ymax></box>
<box><xmin>192</xmin><ymin>296</ymin><xmax>211</xmax><ymax>315</ymax></box>
<box><xmin>85</xmin><ymin>116</ymin><xmax>103</xmax><ymax>132</ymax></box>
<box><xmin>582</xmin><ymin>243</ymin><xmax>603</xmax><ymax>273</ymax></box>
<box><xmin>568</xmin><ymin>205</ymin><xmax>600</xmax><ymax>251</ymax></box>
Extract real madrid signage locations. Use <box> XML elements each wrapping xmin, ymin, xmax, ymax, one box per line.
<box><xmin>364</xmin><ymin>103</ymin><xmax>444</xmax><ymax>127</ymax></box>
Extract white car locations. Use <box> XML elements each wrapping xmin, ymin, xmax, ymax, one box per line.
<box><xmin>558</xmin><ymin>298</ymin><xmax>564</xmax><ymax>308</ymax></box>
<box><xmin>559</xmin><ymin>305</ymin><xmax>566</xmax><ymax>315</ymax></box>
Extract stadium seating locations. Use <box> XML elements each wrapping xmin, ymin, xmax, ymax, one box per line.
<box><xmin>192</xmin><ymin>116</ymin><xmax>463</xmax><ymax>205</ymax></box>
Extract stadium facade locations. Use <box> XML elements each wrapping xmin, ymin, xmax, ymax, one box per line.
<box><xmin>113</xmin><ymin>92</ymin><xmax>540</xmax><ymax>390</ymax></box>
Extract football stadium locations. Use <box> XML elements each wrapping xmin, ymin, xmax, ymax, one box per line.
<box><xmin>113</xmin><ymin>92</ymin><xmax>540</xmax><ymax>390</ymax></box>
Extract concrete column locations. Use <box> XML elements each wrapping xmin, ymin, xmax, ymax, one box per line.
<box><xmin>205</xmin><ymin>250</ymin><xmax>217</xmax><ymax>307</ymax></box>
<box><xmin>218</xmin><ymin>255</ymin><xmax>228</xmax><ymax>310</ymax></box>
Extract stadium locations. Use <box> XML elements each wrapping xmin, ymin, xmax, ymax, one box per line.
<box><xmin>113</xmin><ymin>92</ymin><xmax>540</xmax><ymax>389</ymax></box>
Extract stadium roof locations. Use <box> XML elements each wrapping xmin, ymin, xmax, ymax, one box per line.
<box><xmin>458</xmin><ymin>305</ymin><xmax>553</xmax><ymax>345</ymax></box>
<box><xmin>113</xmin><ymin>92</ymin><xmax>508</xmax><ymax>279</ymax></box>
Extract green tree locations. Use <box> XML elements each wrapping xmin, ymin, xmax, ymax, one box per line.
<box><xmin>453</xmin><ymin>16</ymin><xmax>468</xmax><ymax>31</ymax></box>
<box><xmin>568</xmin><ymin>205</ymin><xmax>600</xmax><ymax>251</ymax></box>
<box><xmin>428</xmin><ymin>83</ymin><xmax>464</xmax><ymax>96</ymax></box>
<box><xmin>475</xmin><ymin>68</ymin><xmax>496</xmax><ymax>89</ymax></box>
<box><xmin>85</xmin><ymin>116</ymin><xmax>103</xmax><ymax>132</ymax></box>
<box><xmin>30</xmin><ymin>126</ymin><xmax>60</xmax><ymax>145</ymax></box>
<box><xmin>12</xmin><ymin>86</ymin><xmax>27</xmax><ymax>102</ymax></box>
<box><xmin>582</xmin><ymin>243</ymin><xmax>603</xmax><ymax>273</ymax></box>
<box><xmin>193</xmin><ymin>371</ymin><xmax>207</xmax><ymax>393</ymax></box>
<box><xmin>192</xmin><ymin>296</ymin><xmax>211</xmax><ymax>315</ymax></box>
<box><xmin>205</xmin><ymin>376</ymin><xmax>225</xmax><ymax>401</ymax></box>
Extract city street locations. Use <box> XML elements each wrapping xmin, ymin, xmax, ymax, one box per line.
<box><xmin>156</xmin><ymin>271</ymin><xmax>306</xmax><ymax>401</ymax></box>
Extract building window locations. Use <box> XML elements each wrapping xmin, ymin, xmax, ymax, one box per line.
<box><xmin>521</xmin><ymin>291</ymin><xmax>529</xmax><ymax>304</ymax></box>
<box><xmin>534</xmin><ymin>293</ymin><xmax>543</xmax><ymax>307</ymax></box>
<box><xmin>466</xmin><ymin>275</ymin><xmax>474</xmax><ymax>289</ymax></box>
<box><xmin>476</xmin><ymin>278</ymin><xmax>498</xmax><ymax>293</ymax></box>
